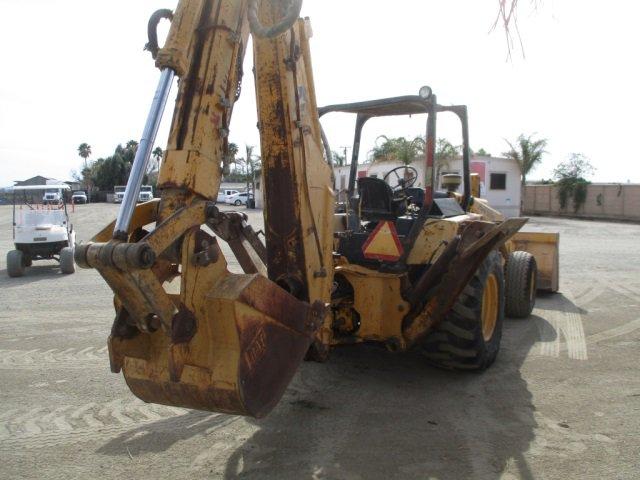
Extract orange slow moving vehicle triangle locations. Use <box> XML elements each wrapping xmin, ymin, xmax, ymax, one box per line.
<box><xmin>361</xmin><ymin>221</ymin><xmax>404</xmax><ymax>261</ymax></box>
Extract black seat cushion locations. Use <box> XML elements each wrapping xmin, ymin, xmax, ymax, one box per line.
<box><xmin>357</xmin><ymin>177</ymin><xmax>405</xmax><ymax>221</ymax></box>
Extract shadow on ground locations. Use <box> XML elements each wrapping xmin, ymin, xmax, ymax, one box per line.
<box><xmin>220</xmin><ymin>316</ymin><xmax>551</xmax><ymax>479</ymax></box>
<box><xmin>93</xmin><ymin>315</ymin><xmax>553</xmax><ymax>479</ymax></box>
<box><xmin>0</xmin><ymin>264</ymin><xmax>67</xmax><ymax>287</ymax></box>
<box><xmin>96</xmin><ymin>412</ymin><xmax>238</xmax><ymax>456</ymax></box>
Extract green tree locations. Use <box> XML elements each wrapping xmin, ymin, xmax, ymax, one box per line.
<box><xmin>476</xmin><ymin>148</ymin><xmax>491</xmax><ymax>156</ymax></box>
<box><xmin>152</xmin><ymin>147</ymin><xmax>163</xmax><ymax>168</ymax></box>
<box><xmin>553</xmin><ymin>153</ymin><xmax>595</xmax><ymax>213</ymax></box>
<box><xmin>147</xmin><ymin>147</ymin><xmax>164</xmax><ymax>187</ymax></box>
<box><xmin>332</xmin><ymin>150</ymin><xmax>346</xmax><ymax>167</ymax></box>
<box><xmin>370</xmin><ymin>135</ymin><xmax>425</xmax><ymax>165</ymax></box>
<box><xmin>222</xmin><ymin>142</ymin><xmax>240</xmax><ymax>176</ymax></box>
<box><xmin>242</xmin><ymin>145</ymin><xmax>261</xmax><ymax>199</ymax></box>
<box><xmin>553</xmin><ymin>153</ymin><xmax>595</xmax><ymax>181</ymax></box>
<box><xmin>503</xmin><ymin>134</ymin><xmax>548</xmax><ymax>187</ymax></box>
<box><xmin>435</xmin><ymin>138</ymin><xmax>460</xmax><ymax>181</ymax></box>
<box><xmin>78</xmin><ymin>143</ymin><xmax>92</xmax><ymax>169</ymax></box>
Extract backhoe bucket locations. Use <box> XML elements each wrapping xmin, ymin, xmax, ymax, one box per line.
<box><xmin>510</xmin><ymin>232</ymin><xmax>560</xmax><ymax>292</ymax></box>
<box><xmin>108</xmin><ymin>273</ymin><xmax>324</xmax><ymax>418</ymax></box>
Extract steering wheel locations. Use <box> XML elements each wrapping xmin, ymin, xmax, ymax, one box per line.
<box><xmin>383</xmin><ymin>166</ymin><xmax>418</xmax><ymax>192</ymax></box>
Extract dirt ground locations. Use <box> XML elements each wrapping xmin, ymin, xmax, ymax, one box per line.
<box><xmin>1</xmin><ymin>203</ymin><xmax>639</xmax><ymax>480</ymax></box>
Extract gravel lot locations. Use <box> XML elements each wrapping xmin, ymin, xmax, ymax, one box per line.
<box><xmin>1</xmin><ymin>203</ymin><xmax>639</xmax><ymax>479</ymax></box>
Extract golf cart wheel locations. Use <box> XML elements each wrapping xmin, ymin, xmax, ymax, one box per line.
<box><xmin>505</xmin><ymin>251</ymin><xmax>537</xmax><ymax>318</ymax></box>
<box><xmin>60</xmin><ymin>247</ymin><xmax>76</xmax><ymax>274</ymax></box>
<box><xmin>234</xmin><ymin>199</ymin><xmax>242</xmax><ymax>206</ymax></box>
<box><xmin>420</xmin><ymin>250</ymin><xmax>505</xmax><ymax>371</ymax></box>
<box><xmin>7</xmin><ymin>250</ymin><xmax>25</xmax><ymax>277</ymax></box>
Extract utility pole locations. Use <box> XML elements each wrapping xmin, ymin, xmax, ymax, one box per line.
<box><xmin>340</xmin><ymin>146</ymin><xmax>351</xmax><ymax>166</ymax></box>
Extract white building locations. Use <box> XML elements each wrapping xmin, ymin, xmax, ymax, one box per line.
<box><xmin>333</xmin><ymin>155</ymin><xmax>522</xmax><ymax>218</ymax></box>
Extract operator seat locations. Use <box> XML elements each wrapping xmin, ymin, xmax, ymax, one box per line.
<box><xmin>357</xmin><ymin>177</ymin><xmax>406</xmax><ymax>221</ymax></box>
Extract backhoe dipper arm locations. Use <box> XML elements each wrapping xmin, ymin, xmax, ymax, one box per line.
<box><xmin>75</xmin><ymin>0</ymin><xmax>334</xmax><ymax>418</ymax></box>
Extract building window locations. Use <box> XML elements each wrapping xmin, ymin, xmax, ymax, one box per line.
<box><xmin>490</xmin><ymin>173</ymin><xmax>507</xmax><ymax>190</ymax></box>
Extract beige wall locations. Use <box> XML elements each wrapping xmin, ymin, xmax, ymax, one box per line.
<box><xmin>523</xmin><ymin>184</ymin><xmax>640</xmax><ymax>221</ymax></box>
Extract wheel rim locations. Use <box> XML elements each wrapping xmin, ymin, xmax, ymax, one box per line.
<box><xmin>481</xmin><ymin>273</ymin><xmax>499</xmax><ymax>341</ymax></box>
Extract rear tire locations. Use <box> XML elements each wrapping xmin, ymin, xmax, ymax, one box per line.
<box><xmin>60</xmin><ymin>247</ymin><xmax>75</xmax><ymax>274</ymax></box>
<box><xmin>505</xmin><ymin>251</ymin><xmax>537</xmax><ymax>318</ymax></box>
<box><xmin>234</xmin><ymin>200</ymin><xmax>242</xmax><ymax>206</ymax></box>
<box><xmin>421</xmin><ymin>250</ymin><xmax>505</xmax><ymax>371</ymax></box>
<box><xmin>7</xmin><ymin>250</ymin><xmax>25</xmax><ymax>278</ymax></box>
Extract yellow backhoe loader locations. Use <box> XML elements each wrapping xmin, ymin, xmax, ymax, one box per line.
<box><xmin>76</xmin><ymin>0</ymin><xmax>559</xmax><ymax>418</ymax></box>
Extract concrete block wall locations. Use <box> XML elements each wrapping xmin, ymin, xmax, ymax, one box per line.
<box><xmin>523</xmin><ymin>184</ymin><xmax>640</xmax><ymax>221</ymax></box>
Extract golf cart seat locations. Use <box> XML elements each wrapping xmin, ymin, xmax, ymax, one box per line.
<box><xmin>357</xmin><ymin>177</ymin><xmax>406</xmax><ymax>221</ymax></box>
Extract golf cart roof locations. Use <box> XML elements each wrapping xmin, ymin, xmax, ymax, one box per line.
<box><xmin>12</xmin><ymin>185</ymin><xmax>70</xmax><ymax>191</ymax></box>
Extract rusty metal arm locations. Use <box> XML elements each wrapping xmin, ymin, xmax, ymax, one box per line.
<box><xmin>402</xmin><ymin>217</ymin><xmax>528</xmax><ymax>346</ymax></box>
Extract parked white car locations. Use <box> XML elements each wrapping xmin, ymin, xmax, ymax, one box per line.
<box><xmin>7</xmin><ymin>185</ymin><xmax>76</xmax><ymax>277</ymax></box>
<box><xmin>138</xmin><ymin>185</ymin><xmax>154</xmax><ymax>203</ymax></box>
<box><xmin>217</xmin><ymin>189</ymin><xmax>239</xmax><ymax>203</ymax></box>
<box><xmin>72</xmin><ymin>191</ymin><xmax>88</xmax><ymax>204</ymax></box>
<box><xmin>225</xmin><ymin>192</ymin><xmax>252</xmax><ymax>206</ymax></box>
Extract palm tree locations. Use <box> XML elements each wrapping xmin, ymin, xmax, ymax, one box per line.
<box><xmin>332</xmin><ymin>151</ymin><xmax>346</xmax><ymax>167</ymax></box>
<box><xmin>243</xmin><ymin>145</ymin><xmax>261</xmax><ymax>198</ymax></box>
<box><xmin>152</xmin><ymin>147</ymin><xmax>163</xmax><ymax>172</ymax></box>
<box><xmin>503</xmin><ymin>134</ymin><xmax>548</xmax><ymax>187</ymax></box>
<box><xmin>435</xmin><ymin>138</ymin><xmax>460</xmax><ymax>183</ymax></box>
<box><xmin>370</xmin><ymin>136</ymin><xmax>425</xmax><ymax>166</ymax></box>
<box><xmin>78</xmin><ymin>143</ymin><xmax>92</xmax><ymax>169</ymax></box>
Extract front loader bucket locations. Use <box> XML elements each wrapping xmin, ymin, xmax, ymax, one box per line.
<box><xmin>108</xmin><ymin>274</ymin><xmax>324</xmax><ymax>418</ymax></box>
<box><xmin>510</xmin><ymin>232</ymin><xmax>560</xmax><ymax>292</ymax></box>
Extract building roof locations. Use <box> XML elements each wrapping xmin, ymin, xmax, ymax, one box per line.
<box><xmin>14</xmin><ymin>176</ymin><xmax>65</xmax><ymax>186</ymax></box>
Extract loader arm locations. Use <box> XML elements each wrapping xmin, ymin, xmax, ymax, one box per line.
<box><xmin>76</xmin><ymin>0</ymin><xmax>333</xmax><ymax>418</ymax></box>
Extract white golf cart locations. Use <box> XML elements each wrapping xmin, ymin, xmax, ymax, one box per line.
<box><xmin>7</xmin><ymin>185</ymin><xmax>76</xmax><ymax>277</ymax></box>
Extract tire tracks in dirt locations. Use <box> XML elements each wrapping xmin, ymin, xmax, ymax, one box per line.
<box><xmin>0</xmin><ymin>345</ymin><xmax>108</xmax><ymax>369</ymax></box>
<box><xmin>0</xmin><ymin>397</ymin><xmax>209</xmax><ymax>450</ymax></box>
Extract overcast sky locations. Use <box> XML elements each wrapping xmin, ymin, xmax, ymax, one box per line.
<box><xmin>1</xmin><ymin>0</ymin><xmax>639</xmax><ymax>187</ymax></box>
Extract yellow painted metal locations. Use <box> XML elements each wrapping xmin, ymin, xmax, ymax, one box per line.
<box><xmin>406</xmin><ymin>214</ymin><xmax>477</xmax><ymax>265</ymax></box>
<box><xmin>469</xmin><ymin>198</ymin><xmax>505</xmax><ymax>223</ymax></box>
<box><xmin>92</xmin><ymin>200</ymin><xmax>160</xmax><ymax>243</ymax></box>
<box><xmin>253</xmin><ymin>12</ymin><xmax>334</xmax><ymax>348</ymax></box>
<box><xmin>155</xmin><ymin>0</ymin><xmax>205</xmax><ymax>76</ymax></box>
<box><xmin>158</xmin><ymin>0</ymin><xmax>251</xmax><ymax>202</ymax></box>
<box><xmin>509</xmin><ymin>231</ymin><xmax>560</xmax><ymax>292</ymax></box>
<box><xmin>470</xmin><ymin>173</ymin><xmax>481</xmax><ymax>197</ymax></box>
<box><xmin>481</xmin><ymin>273</ymin><xmax>498</xmax><ymax>341</ymax></box>
<box><xmin>334</xmin><ymin>264</ymin><xmax>409</xmax><ymax>348</ymax></box>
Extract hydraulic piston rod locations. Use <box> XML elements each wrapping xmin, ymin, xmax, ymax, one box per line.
<box><xmin>113</xmin><ymin>68</ymin><xmax>175</xmax><ymax>239</ymax></box>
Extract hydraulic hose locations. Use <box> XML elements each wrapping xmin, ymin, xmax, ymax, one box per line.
<box><xmin>248</xmin><ymin>0</ymin><xmax>303</xmax><ymax>38</ymax></box>
<box><xmin>145</xmin><ymin>9</ymin><xmax>174</xmax><ymax>59</ymax></box>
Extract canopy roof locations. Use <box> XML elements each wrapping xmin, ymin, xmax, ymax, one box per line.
<box><xmin>318</xmin><ymin>95</ymin><xmax>431</xmax><ymax>118</ymax></box>
<box><xmin>12</xmin><ymin>184</ymin><xmax>70</xmax><ymax>191</ymax></box>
